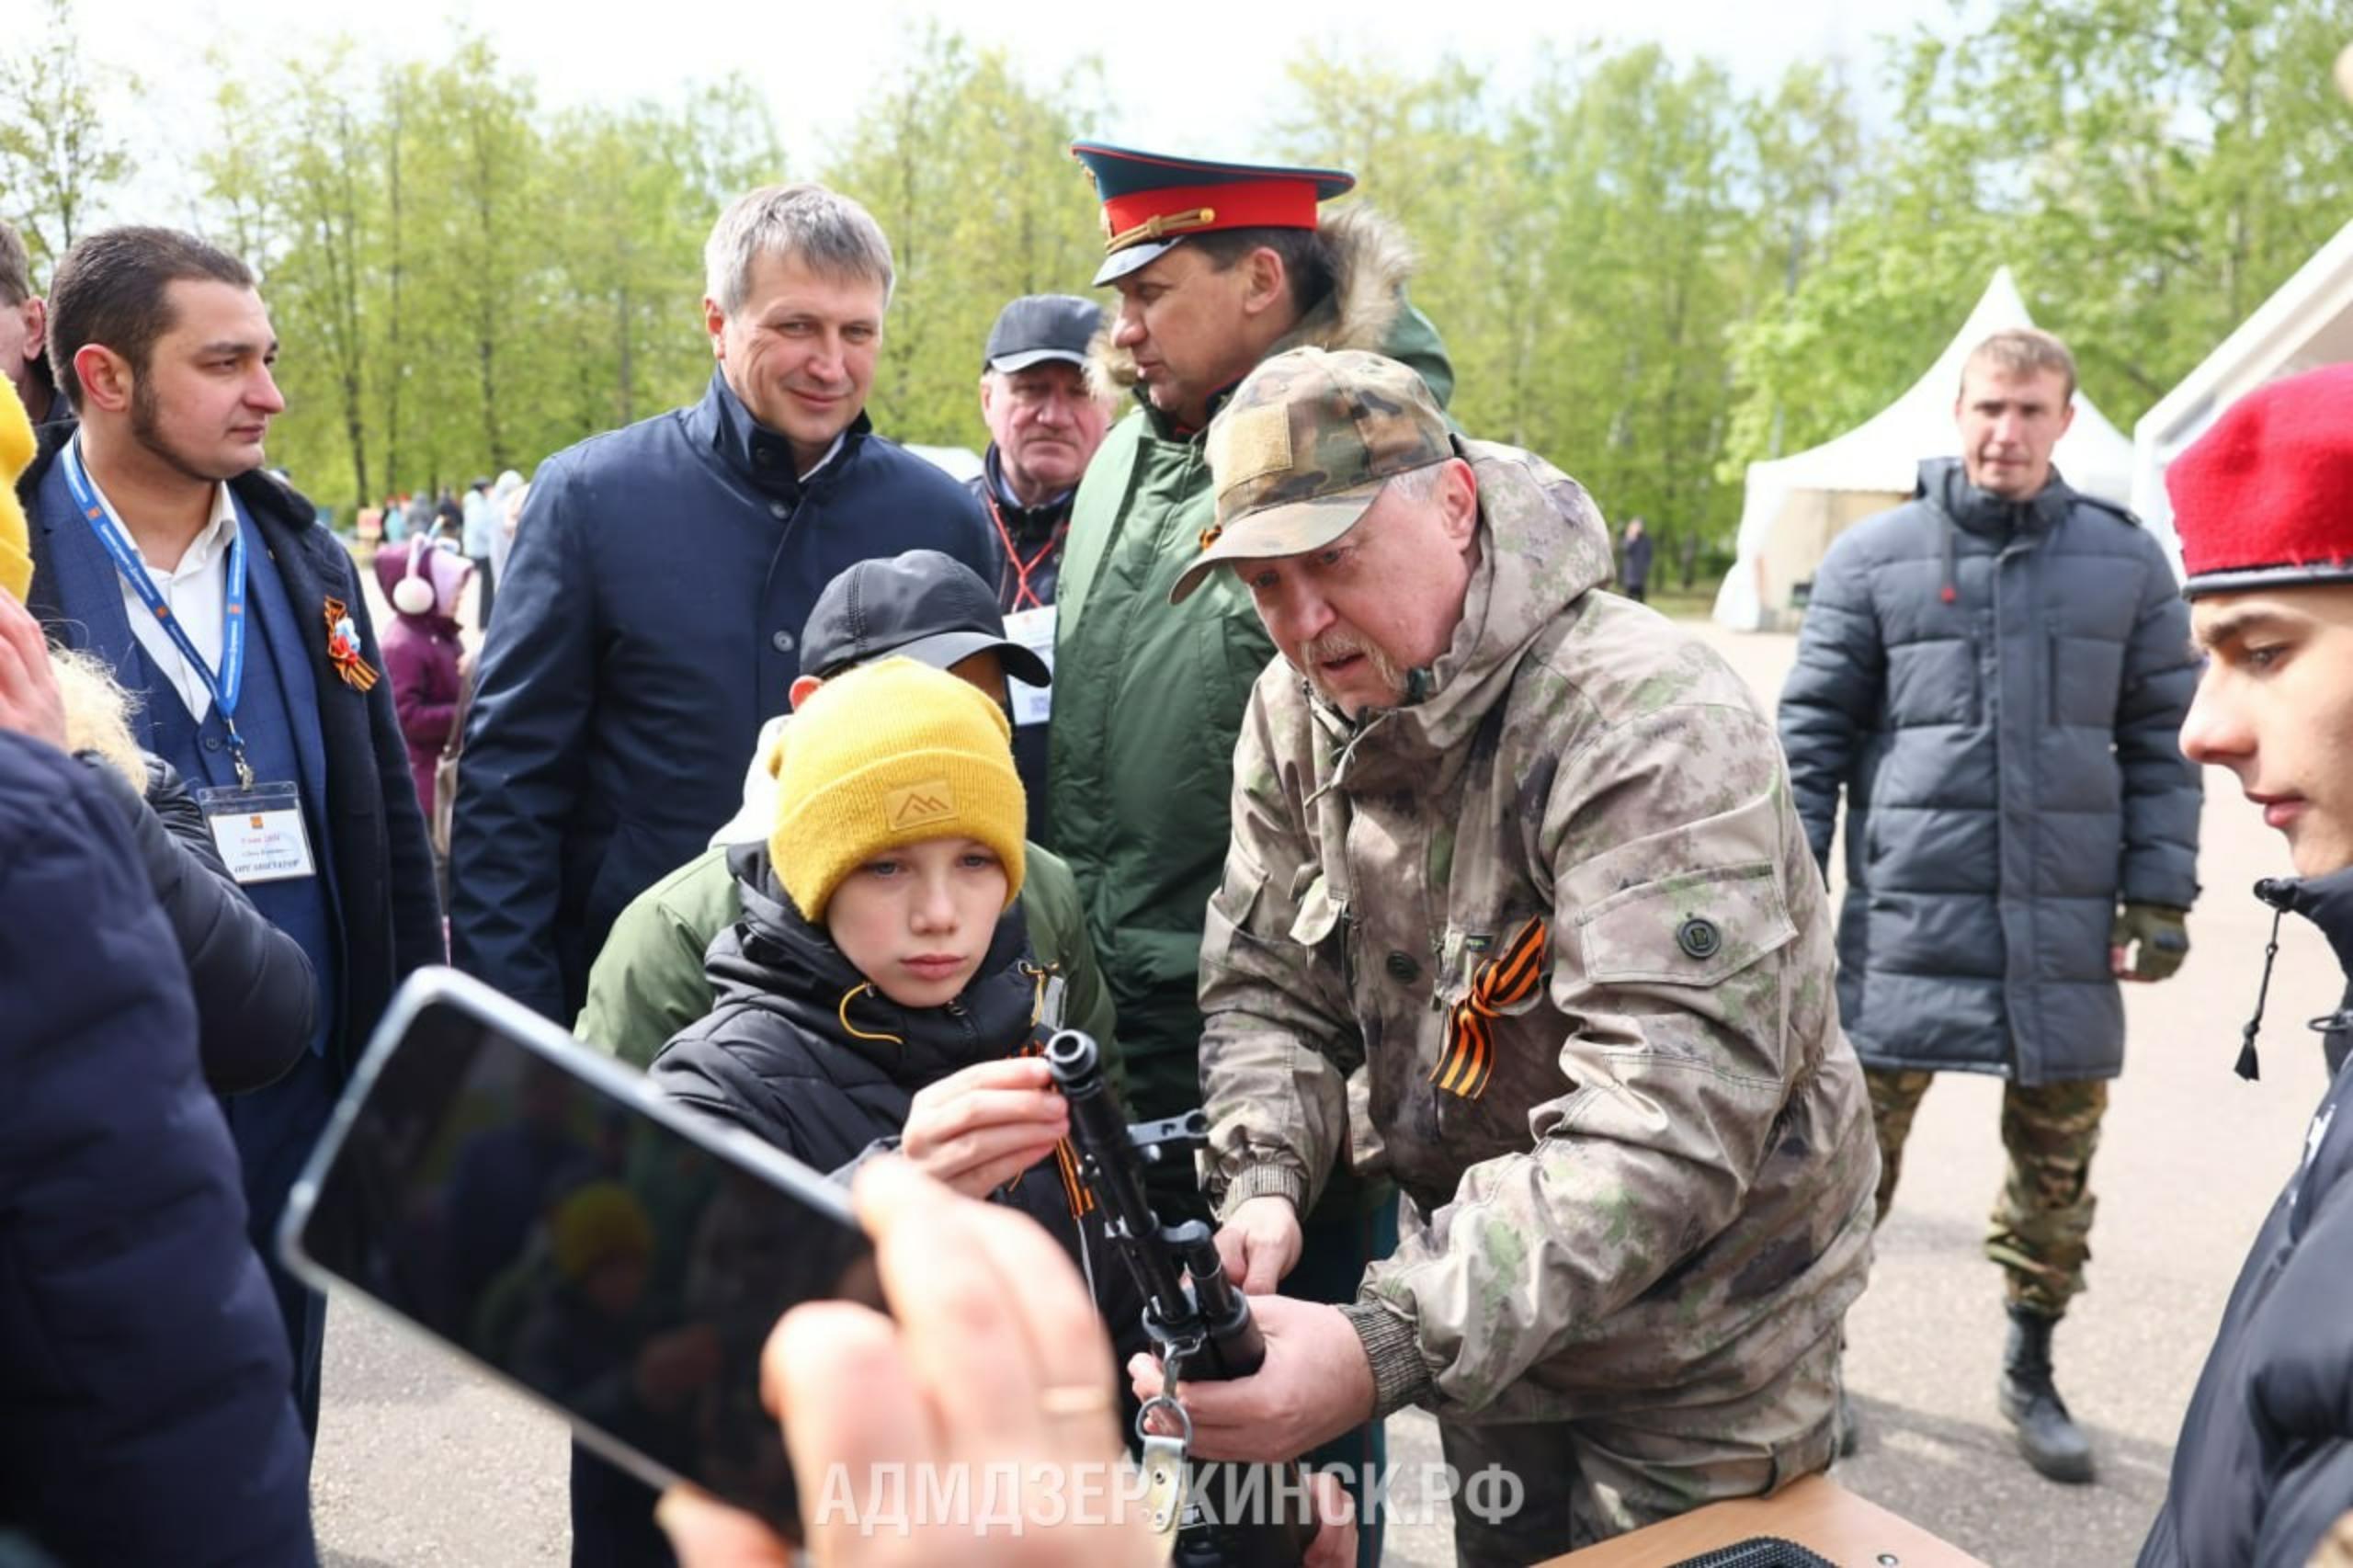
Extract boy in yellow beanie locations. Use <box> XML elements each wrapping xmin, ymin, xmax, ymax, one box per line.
<box><xmin>649</xmin><ymin>658</ymin><xmax>1130</xmax><ymax>1227</ymax></box>
<box><xmin>765</xmin><ymin>657</ymin><xmax>1029</xmax><ymax>1008</ymax></box>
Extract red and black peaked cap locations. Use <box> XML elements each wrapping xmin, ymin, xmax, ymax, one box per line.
<box><xmin>1070</xmin><ymin>142</ymin><xmax>1355</xmax><ymax>287</ymax></box>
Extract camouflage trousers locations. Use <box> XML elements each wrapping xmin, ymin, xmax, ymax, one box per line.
<box><xmin>1431</xmin><ymin>1322</ymin><xmax>1841</xmax><ymax>1566</ymax></box>
<box><xmin>1866</xmin><ymin>1067</ymin><xmax>2108</xmax><ymax>1316</ymax></box>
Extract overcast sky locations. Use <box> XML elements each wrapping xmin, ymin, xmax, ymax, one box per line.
<box><xmin>13</xmin><ymin>0</ymin><xmax>1972</xmax><ymax>199</ymax></box>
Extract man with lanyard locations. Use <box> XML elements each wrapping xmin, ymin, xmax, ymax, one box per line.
<box><xmin>16</xmin><ymin>226</ymin><xmax>440</xmax><ymax>1446</ymax></box>
<box><xmin>968</xmin><ymin>292</ymin><xmax>1108</xmax><ymax>840</ymax></box>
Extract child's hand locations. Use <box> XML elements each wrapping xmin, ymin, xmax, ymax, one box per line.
<box><xmin>901</xmin><ymin>1057</ymin><xmax>1071</xmax><ymax>1199</ymax></box>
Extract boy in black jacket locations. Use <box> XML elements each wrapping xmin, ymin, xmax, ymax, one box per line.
<box><xmin>2144</xmin><ymin>363</ymin><xmax>2353</xmax><ymax>1567</ymax></box>
<box><xmin>581</xmin><ymin>661</ymin><xmax>1142</xmax><ymax>1566</ymax></box>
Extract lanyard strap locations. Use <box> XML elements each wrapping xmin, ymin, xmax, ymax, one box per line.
<box><xmin>985</xmin><ymin>491</ymin><xmax>1066</xmax><ymax>614</ymax></box>
<box><xmin>63</xmin><ymin>436</ymin><xmax>255</xmax><ymax>785</ymax></box>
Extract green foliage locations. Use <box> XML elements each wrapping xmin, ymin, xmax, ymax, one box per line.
<box><xmin>822</xmin><ymin>27</ymin><xmax>1106</xmax><ymax>448</ymax></box>
<box><xmin>1724</xmin><ymin>0</ymin><xmax>2353</xmax><ymax>481</ymax></box>
<box><xmin>3</xmin><ymin>0</ymin><xmax>2347</xmax><ymax>559</ymax></box>
<box><xmin>0</xmin><ymin>0</ymin><xmax>134</xmax><ymax>269</ymax></box>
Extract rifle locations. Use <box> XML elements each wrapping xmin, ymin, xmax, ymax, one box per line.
<box><xmin>1043</xmin><ymin>1028</ymin><xmax>1319</xmax><ymax>1568</ymax></box>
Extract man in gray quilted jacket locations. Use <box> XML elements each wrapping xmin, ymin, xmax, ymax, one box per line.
<box><xmin>1777</xmin><ymin>327</ymin><xmax>2202</xmax><ymax>1484</ymax></box>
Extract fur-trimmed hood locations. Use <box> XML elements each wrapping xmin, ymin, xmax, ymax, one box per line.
<box><xmin>1086</xmin><ymin>204</ymin><xmax>1420</xmax><ymax>398</ymax></box>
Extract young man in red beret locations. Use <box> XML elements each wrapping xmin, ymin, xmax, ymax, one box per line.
<box><xmin>2142</xmin><ymin>362</ymin><xmax>2353</xmax><ymax>1567</ymax></box>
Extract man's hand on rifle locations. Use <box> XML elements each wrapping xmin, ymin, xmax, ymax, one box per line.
<box><xmin>1126</xmin><ymin>1294</ymin><xmax>1375</xmax><ymax>1463</ymax></box>
<box><xmin>901</xmin><ymin>1057</ymin><xmax>1071</xmax><ymax>1200</ymax></box>
<box><xmin>1215</xmin><ymin>1193</ymin><xmax>1304</xmax><ymax>1293</ymax></box>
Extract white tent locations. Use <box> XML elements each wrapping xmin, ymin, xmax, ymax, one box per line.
<box><xmin>1712</xmin><ymin>267</ymin><xmax>2137</xmax><ymax>631</ymax></box>
<box><xmin>2131</xmin><ymin>218</ymin><xmax>2353</xmax><ymax>572</ymax></box>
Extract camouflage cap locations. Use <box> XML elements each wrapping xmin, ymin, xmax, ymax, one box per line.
<box><xmin>1170</xmin><ymin>347</ymin><xmax>1455</xmax><ymax>605</ymax></box>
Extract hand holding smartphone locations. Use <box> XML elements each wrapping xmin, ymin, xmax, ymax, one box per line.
<box><xmin>279</xmin><ymin>967</ymin><xmax>881</xmax><ymax>1539</ymax></box>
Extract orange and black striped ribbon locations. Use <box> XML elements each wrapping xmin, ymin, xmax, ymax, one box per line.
<box><xmin>1430</xmin><ymin>915</ymin><xmax>1549</xmax><ymax>1101</ymax></box>
<box><xmin>1021</xmin><ymin>1028</ymin><xmax>1096</xmax><ymax>1218</ymax></box>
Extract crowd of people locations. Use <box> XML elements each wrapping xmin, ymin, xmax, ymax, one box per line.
<box><xmin>0</xmin><ymin>131</ymin><xmax>2347</xmax><ymax>1568</ymax></box>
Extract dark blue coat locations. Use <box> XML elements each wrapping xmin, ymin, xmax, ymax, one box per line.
<box><xmin>2142</xmin><ymin>869</ymin><xmax>2353</xmax><ymax>1567</ymax></box>
<box><xmin>449</xmin><ymin>371</ymin><xmax>995</xmax><ymax>1026</ymax></box>
<box><xmin>1777</xmin><ymin>459</ymin><xmax>2201</xmax><ymax>1084</ymax></box>
<box><xmin>0</xmin><ymin>731</ymin><xmax>315</xmax><ymax>1566</ymax></box>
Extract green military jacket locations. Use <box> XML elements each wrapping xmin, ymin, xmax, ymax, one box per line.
<box><xmin>576</xmin><ymin>838</ymin><xmax>1117</xmax><ymax>1075</ymax></box>
<box><xmin>1199</xmin><ymin>441</ymin><xmax>1878</xmax><ymax>1426</ymax></box>
<box><xmin>1051</xmin><ymin>205</ymin><xmax>1454</xmax><ymax>1122</ymax></box>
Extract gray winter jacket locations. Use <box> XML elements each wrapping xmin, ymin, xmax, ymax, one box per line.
<box><xmin>1777</xmin><ymin>458</ymin><xmax>2200</xmax><ymax>1084</ymax></box>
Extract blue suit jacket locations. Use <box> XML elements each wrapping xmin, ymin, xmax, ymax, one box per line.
<box><xmin>18</xmin><ymin>422</ymin><xmax>443</xmax><ymax>1072</ymax></box>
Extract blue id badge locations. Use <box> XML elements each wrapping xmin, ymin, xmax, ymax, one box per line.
<box><xmin>197</xmin><ymin>780</ymin><xmax>318</xmax><ymax>884</ymax></box>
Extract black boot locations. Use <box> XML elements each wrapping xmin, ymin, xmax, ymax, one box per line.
<box><xmin>1998</xmin><ymin>1305</ymin><xmax>2095</xmax><ymax>1483</ymax></box>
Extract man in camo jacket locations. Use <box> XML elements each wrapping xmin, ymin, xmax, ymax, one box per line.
<box><xmin>1129</xmin><ymin>347</ymin><xmax>1879</xmax><ymax>1563</ymax></box>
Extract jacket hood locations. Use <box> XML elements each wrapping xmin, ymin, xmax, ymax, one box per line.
<box><xmin>1920</xmin><ymin>455</ymin><xmax>2082</xmax><ymax>541</ymax></box>
<box><xmin>704</xmin><ymin>842</ymin><xmax>1040</xmax><ymax>1092</ymax></box>
<box><xmin>1086</xmin><ymin>204</ymin><xmax>1419</xmax><ymax>403</ymax></box>
<box><xmin>2262</xmin><ymin>867</ymin><xmax>2353</xmax><ymax>994</ymax></box>
<box><xmin>1310</xmin><ymin>441</ymin><xmax>1614</xmax><ymax>769</ymax></box>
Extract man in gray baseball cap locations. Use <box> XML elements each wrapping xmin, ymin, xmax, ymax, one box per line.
<box><xmin>972</xmin><ymin>293</ymin><xmax>1110</xmax><ymax>837</ymax></box>
<box><xmin>1136</xmin><ymin>346</ymin><xmax>1875</xmax><ymax>1562</ymax></box>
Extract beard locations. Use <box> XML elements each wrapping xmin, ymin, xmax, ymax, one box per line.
<box><xmin>1298</xmin><ymin>628</ymin><xmax>1409</xmax><ymax>717</ymax></box>
<box><xmin>131</xmin><ymin>375</ymin><xmax>246</xmax><ymax>484</ymax></box>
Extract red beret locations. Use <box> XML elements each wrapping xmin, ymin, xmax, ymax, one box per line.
<box><xmin>2167</xmin><ymin>363</ymin><xmax>2353</xmax><ymax>597</ymax></box>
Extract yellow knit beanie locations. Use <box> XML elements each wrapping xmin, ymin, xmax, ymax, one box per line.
<box><xmin>771</xmin><ymin>657</ymin><xmax>1027</xmax><ymax>921</ymax></box>
<box><xmin>0</xmin><ymin>376</ymin><xmax>33</xmax><ymax>603</ymax></box>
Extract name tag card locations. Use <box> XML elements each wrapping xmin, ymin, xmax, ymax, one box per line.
<box><xmin>198</xmin><ymin>780</ymin><xmax>319</xmax><ymax>884</ymax></box>
<box><xmin>1004</xmin><ymin>605</ymin><xmax>1056</xmax><ymax>729</ymax></box>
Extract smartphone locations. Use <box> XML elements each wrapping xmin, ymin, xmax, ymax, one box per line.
<box><xmin>279</xmin><ymin>966</ymin><xmax>881</xmax><ymax>1538</ymax></box>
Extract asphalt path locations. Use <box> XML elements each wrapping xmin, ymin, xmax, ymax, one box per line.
<box><xmin>315</xmin><ymin>602</ymin><xmax>2338</xmax><ymax>1566</ymax></box>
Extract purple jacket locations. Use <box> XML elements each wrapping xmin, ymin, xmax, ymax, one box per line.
<box><xmin>374</xmin><ymin>540</ymin><xmax>473</xmax><ymax>817</ymax></box>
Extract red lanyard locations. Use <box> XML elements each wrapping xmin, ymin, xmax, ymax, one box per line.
<box><xmin>985</xmin><ymin>491</ymin><xmax>1065</xmax><ymax>613</ymax></box>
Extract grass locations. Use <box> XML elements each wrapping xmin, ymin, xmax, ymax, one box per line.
<box><xmin>1631</xmin><ymin>574</ymin><xmax>1724</xmax><ymax>621</ymax></box>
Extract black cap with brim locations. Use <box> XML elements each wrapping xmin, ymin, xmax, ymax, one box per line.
<box><xmin>984</xmin><ymin>294</ymin><xmax>1104</xmax><ymax>372</ymax></box>
<box><xmin>801</xmin><ymin>549</ymin><xmax>1051</xmax><ymax>687</ymax></box>
<box><xmin>888</xmin><ymin>628</ymin><xmax>1051</xmax><ymax>687</ymax></box>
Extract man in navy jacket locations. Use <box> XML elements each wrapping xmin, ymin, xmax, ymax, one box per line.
<box><xmin>450</xmin><ymin>183</ymin><xmax>995</xmax><ymax>1030</ymax></box>
<box><xmin>17</xmin><ymin>229</ymin><xmax>441</xmax><ymax>1446</ymax></box>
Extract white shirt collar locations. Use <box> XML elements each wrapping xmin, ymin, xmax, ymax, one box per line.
<box><xmin>83</xmin><ymin>459</ymin><xmax>239</xmax><ymax>577</ymax></box>
<box><xmin>798</xmin><ymin>430</ymin><xmax>849</xmax><ymax>483</ymax></box>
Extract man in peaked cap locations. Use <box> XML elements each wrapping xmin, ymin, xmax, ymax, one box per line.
<box><xmin>1131</xmin><ymin>347</ymin><xmax>1875</xmax><ymax>1562</ymax></box>
<box><xmin>970</xmin><ymin>292</ymin><xmax>1110</xmax><ymax>838</ymax></box>
<box><xmin>2143</xmin><ymin>363</ymin><xmax>2353</xmax><ymax>1568</ymax></box>
<box><xmin>1051</xmin><ymin>142</ymin><xmax>1455</xmax><ymax>1561</ymax></box>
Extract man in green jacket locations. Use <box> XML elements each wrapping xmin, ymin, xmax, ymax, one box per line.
<box><xmin>1054</xmin><ymin>142</ymin><xmax>1451</xmax><ymax>1567</ymax></box>
<box><xmin>576</xmin><ymin>550</ymin><xmax>1116</xmax><ymax>1069</ymax></box>
<box><xmin>1055</xmin><ymin>141</ymin><xmax>1452</xmax><ymax>1123</ymax></box>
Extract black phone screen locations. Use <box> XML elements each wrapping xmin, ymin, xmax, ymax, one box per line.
<box><xmin>286</xmin><ymin>981</ymin><xmax>880</xmax><ymax>1536</ymax></box>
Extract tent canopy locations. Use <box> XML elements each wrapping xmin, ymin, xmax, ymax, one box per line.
<box><xmin>2131</xmin><ymin>218</ymin><xmax>2353</xmax><ymax>570</ymax></box>
<box><xmin>1713</xmin><ymin>267</ymin><xmax>2136</xmax><ymax>631</ymax></box>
